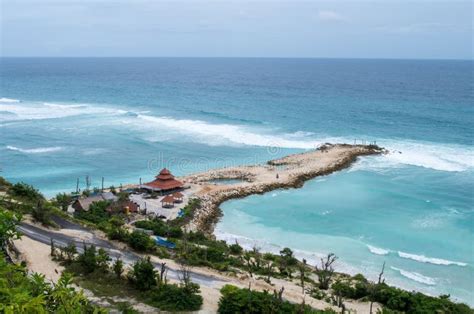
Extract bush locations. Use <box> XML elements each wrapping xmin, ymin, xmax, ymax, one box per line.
<box><xmin>218</xmin><ymin>285</ymin><xmax>335</xmax><ymax>314</ymax></box>
<box><xmin>77</xmin><ymin>245</ymin><xmax>97</xmax><ymax>274</ymax></box>
<box><xmin>129</xmin><ymin>257</ymin><xmax>157</xmax><ymax>291</ymax></box>
<box><xmin>128</xmin><ymin>230</ymin><xmax>155</xmax><ymax>252</ymax></box>
<box><xmin>107</xmin><ymin>226</ymin><xmax>129</xmax><ymax>241</ymax></box>
<box><xmin>55</xmin><ymin>193</ymin><xmax>72</xmax><ymax>211</ymax></box>
<box><xmin>113</xmin><ymin>258</ymin><xmax>124</xmax><ymax>279</ymax></box>
<box><xmin>229</xmin><ymin>243</ymin><xmax>243</xmax><ymax>255</ymax></box>
<box><xmin>75</xmin><ymin>200</ymin><xmax>110</xmax><ymax>224</ymax></box>
<box><xmin>9</xmin><ymin>182</ymin><xmax>43</xmax><ymax>202</ymax></box>
<box><xmin>372</xmin><ymin>283</ymin><xmax>472</xmax><ymax>313</ymax></box>
<box><xmin>148</xmin><ymin>283</ymin><xmax>203</xmax><ymax>311</ymax></box>
<box><xmin>135</xmin><ymin>218</ymin><xmax>182</xmax><ymax>238</ymax></box>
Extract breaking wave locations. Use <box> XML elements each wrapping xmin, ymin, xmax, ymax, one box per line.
<box><xmin>135</xmin><ymin>114</ymin><xmax>327</xmax><ymax>149</ymax></box>
<box><xmin>0</xmin><ymin>97</ymin><xmax>20</xmax><ymax>103</ymax></box>
<box><xmin>6</xmin><ymin>145</ymin><xmax>63</xmax><ymax>154</ymax></box>
<box><xmin>391</xmin><ymin>267</ymin><xmax>437</xmax><ymax>286</ymax></box>
<box><xmin>367</xmin><ymin>245</ymin><xmax>390</xmax><ymax>256</ymax></box>
<box><xmin>398</xmin><ymin>251</ymin><xmax>467</xmax><ymax>267</ymax></box>
<box><xmin>2</xmin><ymin>98</ymin><xmax>472</xmax><ymax>173</ymax></box>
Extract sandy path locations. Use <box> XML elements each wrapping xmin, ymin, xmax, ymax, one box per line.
<box><xmin>13</xmin><ymin>236</ymin><xmax>64</xmax><ymax>282</ymax></box>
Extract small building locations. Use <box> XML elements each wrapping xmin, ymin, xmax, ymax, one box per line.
<box><xmin>72</xmin><ymin>195</ymin><xmax>104</xmax><ymax>212</ymax></box>
<box><xmin>142</xmin><ymin>168</ymin><xmax>183</xmax><ymax>194</ymax></box>
<box><xmin>72</xmin><ymin>192</ymin><xmax>118</xmax><ymax>212</ymax></box>
<box><xmin>124</xmin><ymin>201</ymin><xmax>139</xmax><ymax>214</ymax></box>
<box><xmin>161</xmin><ymin>195</ymin><xmax>175</xmax><ymax>208</ymax></box>
<box><xmin>172</xmin><ymin>192</ymin><xmax>184</xmax><ymax>203</ymax></box>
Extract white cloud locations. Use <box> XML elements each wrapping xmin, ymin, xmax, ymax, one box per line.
<box><xmin>317</xmin><ymin>10</ymin><xmax>344</xmax><ymax>22</ymax></box>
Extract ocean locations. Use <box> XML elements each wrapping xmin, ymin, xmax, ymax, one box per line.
<box><xmin>1</xmin><ymin>58</ymin><xmax>472</xmax><ymax>304</ymax></box>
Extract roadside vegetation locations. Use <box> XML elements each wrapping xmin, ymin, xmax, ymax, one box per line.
<box><xmin>0</xmin><ymin>206</ymin><xmax>105</xmax><ymax>313</ymax></box>
<box><xmin>218</xmin><ymin>284</ymin><xmax>336</xmax><ymax>313</ymax></box>
<box><xmin>1</xmin><ymin>176</ymin><xmax>472</xmax><ymax>313</ymax></box>
<box><xmin>51</xmin><ymin>240</ymin><xmax>203</xmax><ymax>312</ymax></box>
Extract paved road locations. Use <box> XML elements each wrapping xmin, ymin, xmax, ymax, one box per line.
<box><xmin>18</xmin><ymin>221</ymin><xmax>225</xmax><ymax>287</ymax></box>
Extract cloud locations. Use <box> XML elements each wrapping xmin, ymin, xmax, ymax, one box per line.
<box><xmin>317</xmin><ymin>10</ymin><xmax>344</xmax><ymax>22</ymax></box>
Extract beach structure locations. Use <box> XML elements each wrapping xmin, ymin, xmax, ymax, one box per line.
<box><xmin>161</xmin><ymin>195</ymin><xmax>175</xmax><ymax>208</ymax></box>
<box><xmin>72</xmin><ymin>192</ymin><xmax>119</xmax><ymax>212</ymax></box>
<box><xmin>142</xmin><ymin>168</ymin><xmax>183</xmax><ymax>194</ymax></box>
<box><xmin>172</xmin><ymin>191</ymin><xmax>184</xmax><ymax>203</ymax></box>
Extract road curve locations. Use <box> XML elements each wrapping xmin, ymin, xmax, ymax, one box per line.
<box><xmin>18</xmin><ymin>222</ymin><xmax>226</xmax><ymax>287</ymax></box>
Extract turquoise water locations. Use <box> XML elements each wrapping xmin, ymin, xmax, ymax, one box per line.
<box><xmin>1</xmin><ymin>58</ymin><xmax>472</xmax><ymax>303</ymax></box>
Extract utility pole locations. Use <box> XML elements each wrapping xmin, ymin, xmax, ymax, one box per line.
<box><xmin>101</xmin><ymin>177</ymin><xmax>104</xmax><ymax>192</ymax></box>
<box><xmin>76</xmin><ymin>178</ymin><xmax>79</xmax><ymax>193</ymax></box>
<box><xmin>86</xmin><ymin>175</ymin><xmax>91</xmax><ymax>191</ymax></box>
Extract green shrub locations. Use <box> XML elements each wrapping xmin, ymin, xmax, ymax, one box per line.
<box><xmin>218</xmin><ymin>284</ymin><xmax>335</xmax><ymax>314</ymax></box>
<box><xmin>148</xmin><ymin>283</ymin><xmax>203</xmax><ymax>311</ymax></box>
<box><xmin>75</xmin><ymin>200</ymin><xmax>110</xmax><ymax>224</ymax></box>
<box><xmin>9</xmin><ymin>182</ymin><xmax>43</xmax><ymax>202</ymax></box>
<box><xmin>128</xmin><ymin>257</ymin><xmax>157</xmax><ymax>291</ymax></box>
<box><xmin>128</xmin><ymin>230</ymin><xmax>155</xmax><ymax>252</ymax></box>
<box><xmin>229</xmin><ymin>243</ymin><xmax>243</xmax><ymax>255</ymax></box>
<box><xmin>77</xmin><ymin>244</ymin><xmax>97</xmax><ymax>274</ymax></box>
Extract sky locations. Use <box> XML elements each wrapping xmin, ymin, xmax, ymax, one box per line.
<box><xmin>0</xmin><ymin>0</ymin><xmax>472</xmax><ymax>59</ymax></box>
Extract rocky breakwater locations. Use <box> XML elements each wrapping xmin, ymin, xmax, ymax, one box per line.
<box><xmin>184</xmin><ymin>143</ymin><xmax>386</xmax><ymax>234</ymax></box>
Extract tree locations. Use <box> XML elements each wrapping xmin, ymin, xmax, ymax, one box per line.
<box><xmin>129</xmin><ymin>256</ymin><xmax>157</xmax><ymax>291</ymax></box>
<box><xmin>370</xmin><ymin>262</ymin><xmax>385</xmax><ymax>314</ymax></box>
<box><xmin>299</xmin><ymin>258</ymin><xmax>308</xmax><ymax>294</ymax></box>
<box><xmin>62</xmin><ymin>242</ymin><xmax>77</xmax><ymax>263</ymax></box>
<box><xmin>128</xmin><ymin>230</ymin><xmax>154</xmax><ymax>252</ymax></box>
<box><xmin>315</xmin><ymin>253</ymin><xmax>337</xmax><ymax>290</ymax></box>
<box><xmin>31</xmin><ymin>200</ymin><xmax>52</xmax><ymax>226</ymax></box>
<box><xmin>96</xmin><ymin>248</ymin><xmax>111</xmax><ymax>271</ymax></box>
<box><xmin>78</xmin><ymin>244</ymin><xmax>97</xmax><ymax>273</ymax></box>
<box><xmin>54</xmin><ymin>193</ymin><xmax>72</xmax><ymax>211</ymax></box>
<box><xmin>0</xmin><ymin>208</ymin><xmax>21</xmax><ymax>251</ymax></box>
<box><xmin>113</xmin><ymin>258</ymin><xmax>124</xmax><ymax>279</ymax></box>
<box><xmin>278</xmin><ymin>247</ymin><xmax>297</xmax><ymax>278</ymax></box>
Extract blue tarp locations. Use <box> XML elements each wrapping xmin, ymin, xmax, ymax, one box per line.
<box><xmin>177</xmin><ymin>210</ymin><xmax>185</xmax><ymax>218</ymax></box>
<box><xmin>155</xmin><ymin>236</ymin><xmax>176</xmax><ymax>249</ymax></box>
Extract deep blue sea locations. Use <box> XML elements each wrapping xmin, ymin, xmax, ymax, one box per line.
<box><xmin>1</xmin><ymin>58</ymin><xmax>472</xmax><ymax>304</ymax></box>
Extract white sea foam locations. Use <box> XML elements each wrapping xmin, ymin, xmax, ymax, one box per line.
<box><xmin>6</xmin><ymin>145</ymin><xmax>63</xmax><ymax>154</ymax></box>
<box><xmin>135</xmin><ymin>114</ymin><xmax>327</xmax><ymax>149</ymax></box>
<box><xmin>0</xmin><ymin>100</ymin><xmax>123</xmax><ymax>121</ymax></box>
<box><xmin>398</xmin><ymin>251</ymin><xmax>467</xmax><ymax>267</ymax></box>
<box><xmin>367</xmin><ymin>245</ymin><xmax>390</xmax><ymax>256</ymax></box>
<box><xmin>391</xmin><ymin>267</ymin><xmax>437</xmax><ymax>286</ymax></box>
<box><xmin>3</xmin><ymin>99</ymin><xmax>472</xmax><ymax>174</ymax></box>
<box><xmin>350</xmin><ymin>140</ymin><xmax>473</xmax><ymax>173</ymax></box>
<box><xmin>0</xmin><ymin>97</ymin><xmax>20</xmax><ymax>103</ymax></box>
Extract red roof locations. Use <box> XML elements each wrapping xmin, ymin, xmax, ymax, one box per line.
<box><xmin>161</xmin><ymin>195</ymin><xmax>175</xmax><ymax>203</ymax></box>
<box><xmin>173</xmin><ymin>192</ymin><xmax>184</xmax><ymax>198</ymax></box>
<box><xmin>156</xmin><ymin>168</ymin><xmax>174</xmax><ymax>180</ymax></box>
<box><xmin>145</xmin><ymin>179</ymin><xmax>183</xmax><ymax>190</ymax></box>
<box><xmin>144</xmin><ymin>168</ymin><xmax>183</xmax><ymax>191</ymax></box>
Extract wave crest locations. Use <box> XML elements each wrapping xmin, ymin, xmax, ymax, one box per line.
<box><xmin>0</xmin><ymin>97</ymin><xmax>20</xmax><ymax>103</ymax></box>
<box><xmin>398</xmin><ymin>251</ymin><xmax>467</xmax><ymax>267</ymax></box>
<box><xmin>391</xmin><ymin>267</ymin><xmax>437</xmax><ymax>286</ymax></box>
<box><xmin>367</xmin><ymin>245</ymin><xmax>390</xmax><ymax>256</ymax></box>
<box><xmin>6</xmin><ymin>145</ymin><xmax>63</xmax><ymax>154</ymax></box>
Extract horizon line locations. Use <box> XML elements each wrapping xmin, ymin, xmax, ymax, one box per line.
<box><xmin>0</xmin><ymin>56</ymin><xmax>472</xmax><ymax>61</ymax></box>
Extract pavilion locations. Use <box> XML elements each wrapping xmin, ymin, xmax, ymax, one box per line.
<box><xmin>142</xmin><ymin>168</ymin><xmax>184</xmax><ymax>195</ymax></box>
<box><xmin>172</xmin><ymin>191</ymin><xmax>184</xmax><ymax>203</ymax></box>
<box><xmin>161</xmin><ymin>195</ymin><xmax>175</xmax><ymax>208</ymax></box>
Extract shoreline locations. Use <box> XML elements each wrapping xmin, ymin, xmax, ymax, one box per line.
<box><xmin>180</xmin><ymin>143</ymin><xmax>385</xmax><ymax>234</ymax></box>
